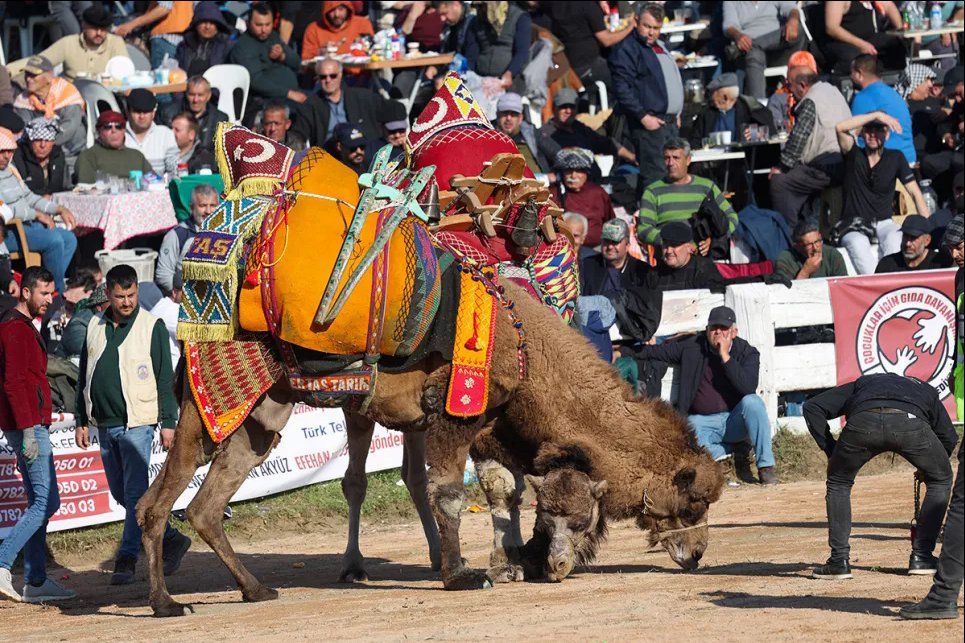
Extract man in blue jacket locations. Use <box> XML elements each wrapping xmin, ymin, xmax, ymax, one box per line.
<box><xmin>608</xmin><ymin>2</ymin><xmax>684</xmax><ymax>195</ymax></box>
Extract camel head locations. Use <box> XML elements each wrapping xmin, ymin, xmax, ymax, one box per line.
<box><xmin>524</xmin><ymin>470</ymin><xmax>608</xmax><ymax>582</ymax></box>
<box><xmin>635</xmin><ymin>454</ymin><xmax>725</xmax><ymax>571</ymax></box>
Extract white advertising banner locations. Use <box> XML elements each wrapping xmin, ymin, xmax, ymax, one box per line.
<box><xmin>0</xmin><ymin>404</ymin><xmax>404</xmax><ymax>538</ymax></box>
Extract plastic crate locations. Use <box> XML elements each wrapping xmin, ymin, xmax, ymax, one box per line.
<box><xmin>94</xmin><ymin>248</ymin><xmax>158</xmax><ymax>283</ymax></box>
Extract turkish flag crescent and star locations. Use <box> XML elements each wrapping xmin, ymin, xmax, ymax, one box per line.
<box><xmin>828</xmin><ymin>269</ymin><xmax>958</xmax><ymax>418</ymax></box>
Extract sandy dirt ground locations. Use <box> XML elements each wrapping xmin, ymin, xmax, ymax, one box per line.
<box><xmin>1</xmin><ymin>469</ymin><xmax>961</xmax><ymax>641</ymax></box>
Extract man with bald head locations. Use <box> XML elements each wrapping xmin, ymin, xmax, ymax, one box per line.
<box><xmin>293</xmin><ymin>58</ymin><xmax>386</xmax><ymax>147</ymax></box>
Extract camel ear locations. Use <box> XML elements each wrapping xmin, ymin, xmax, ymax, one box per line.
<box><xmin>590</xmin><ymin>479</ymin><xmax>608</xmax><ymax>499</ymax></box>
<box><xmin>673</xmin><ymin>467</ymin><xmax>697</xmax><ymax>492</ymax></box>
<box><xmin>525</xmin><ymin>474</ymin><xmax>545</xmax><ymax>492</ymax></box>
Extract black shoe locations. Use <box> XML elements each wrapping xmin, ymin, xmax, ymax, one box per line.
<box><xmin>812</xmin><ymin>559</ymin><xmax>852</xmax><ymax>580</ymax></box>
<box><xmin>908</xmin><ymin>552</ymin><xmax>938</xmax><ymax>576</ymax></box>
<box><xmin>163</xmin><ymin>533</ymin><xmax>192</xmax><ymax>576</ymax></box>
<box><xmin>758</xmin><ymin>466</ymin><xmax>779</xmax><ymax>486</ymax></box>
<box><xmin>111</xmin><ymin>556</ymin><xmax>136</xmax><ymax>585</ymax></box>
<box><xmin>733</xmin><ymin>445</ymin><xmax>757</xmax><ymax>485</ymax></box>
<box><xmin>899</xmin><ymin>600</ymin><xmax>959</xmax><ymax>620</ymax></box>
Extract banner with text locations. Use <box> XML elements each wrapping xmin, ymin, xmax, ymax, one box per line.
<box><xmin>828</xmin><ymin>268</ymin><xmax>958</xmax><ymax>418</ymax></box>
<box><xmin>0</xmin><ymin>405</ymin><xmax>404</xmax><ymax>538</ymax></box>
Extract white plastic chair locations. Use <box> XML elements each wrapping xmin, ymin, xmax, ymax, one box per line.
<box><xmin>74</xmin><ymin>79</ymin><xmax>123</xmax><ymax>148</ymax></box>
<box><xmin>203</xmin><ymin>64</ymin><xmax>250</xmax><ymax>123</ymax></box>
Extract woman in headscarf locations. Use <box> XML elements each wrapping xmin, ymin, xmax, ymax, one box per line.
<box><xmin>12</xmin><ymin>117</ymin><xmax>71</xmax><ymax>197</ymax></box>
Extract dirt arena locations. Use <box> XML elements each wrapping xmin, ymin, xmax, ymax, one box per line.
<box><xmin>1</xmin><ymin>469</ymin><xmax>961</xmax><ymax>641</ymax></box>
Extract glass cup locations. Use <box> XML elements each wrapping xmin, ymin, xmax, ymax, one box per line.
<box><xmin>747</xmin><ymin>124</ymin><xmax>759</xmax><ymax>142</ymax></box>
<box><xmin>759</xmin><ymin>125</ymin><xmax>769</xmax><ymax>141</ymax></box>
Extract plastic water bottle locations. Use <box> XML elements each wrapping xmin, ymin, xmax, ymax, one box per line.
<box><xmin>920</xmin><ymin>179</ymin><xmax>938</xmax><ymax>215</ymax></box>
<box><xmin>390</xmin><ymin>32</ymin><xmax>402</xmax><ymax>61</ymax></box>
<box><xmin>929</xmin><ymin>2</ymin><xmax>943</xmax><ymax>29</ymax></box>
<box><xmin>608</xmin><ymin>8</ymin><xmax>621</xmax><ymax>31</ymax></box>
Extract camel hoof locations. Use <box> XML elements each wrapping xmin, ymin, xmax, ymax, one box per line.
<box><xmin>152</xmin><ymin>600</ymin><xmax>194</xmax><ymax>617</ymax></box>
<box><xmin>488</xmin><ymin>564</ymin><xmax>524</xmax><ymax>584</ymax></box>
<box><xmin>443</xmin><ymin>568</ymin><xmax>493</xmax><ymax>590</ymax></box>
<box><xmin>338</xmin><ymin>567</ymin><xmax>369</xmax><ymax>583</ymax></box>
<box><xmin>242</xmin><ymin>585</ymin><xmax>279</xmax><ymax>602</ymax></box>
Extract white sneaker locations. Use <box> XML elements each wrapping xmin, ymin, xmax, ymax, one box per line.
<box><xmin>22</xmin><ymin>578</ymin><xmax>77</xmax><ymax>603</ymax></box>
<box><xmin>0</xmin><ymin>567</ymin><xmax>22</xmax><ymax>602</ymax></box>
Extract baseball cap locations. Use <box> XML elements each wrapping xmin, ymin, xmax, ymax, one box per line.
<box><xmin>941</xmin><ymin>65</ymin><xmax>964</xmax><ymax>96</ymax></box>
<box><xmin>496</xmin><ymin>92</ymin><xmax>523</xmax><ymax>114</ymax></box>
<box><xmin>900</xmin><ymin>214</ymin><xmax>932</xmax><ymax>237</ymax></box>
<box><xmin>659</xmin><ymin>221</ymin><xmax>694</xmax><ymax>246</ymax></box>
<box><xmin>82</xmin><ymin>4</ymin><xmax>114</xmax><ymax>28</ymax></box>
<box><xmin>707</xmin><ymin>306</ymin><xmax>736</xmax><ymax>328</ymax></box>
<box><xmin>127</xmin><ymin>88</ymin><xmax>158</xmax><ymax>112</ymax></box>
<box><xmin>553</xmin><ymin>88</ymin><xmax>578</xmax><ymax>109</ymax></box>
<box><xmin>23</xmin><ymin>55</ymin><xmax>53</xmax><ymax>76</ymax></box>
<box><xmin>334</xmin><ymin>122</ymin><xmax>367</xmax><ymax>148</ymax></box>
<box><xmin>601</xmin><ymin>219</ymin><xmax>629</xmax><ymax>243</ymax></box>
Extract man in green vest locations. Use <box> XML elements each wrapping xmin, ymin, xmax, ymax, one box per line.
<box><xmin>74</xmin><ymin>264</ymin><xmax>190</xmax><ymax>585</ymax></box>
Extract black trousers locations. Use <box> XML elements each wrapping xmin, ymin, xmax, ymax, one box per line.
<box><xmin>924</xmin><ymin>446</ymin><xmax>964</xmax><ymax>605</ymax></box>
<box><xmin>826</xmin><ymin>410</ymin><xmax>953</xmax><ymax>563</ymax></box>
<box><xmin>824</xmin><ymin>33</ymin><xmax>907</xmax><ymax>74</ymax></box>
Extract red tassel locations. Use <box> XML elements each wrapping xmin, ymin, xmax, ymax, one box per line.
<box><xmin>465</xmin><ymin>311</ymin><xmax>480</xmax><ymax>350</ymax></box>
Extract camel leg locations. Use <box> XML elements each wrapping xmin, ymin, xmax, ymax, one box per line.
<box><xmin>400</xmin><ymin>431</ymin><xmax>441</xmax><ymax>571</ymax></box>
<box><xmin>475</xmin><ymin>458</ymin><xmax>525</xmax><ymax>583</ymax></box>
<box><xmin>425</xmin><ymin>418</ymin><xmax>492</xmax><ymax>590</ymax></box>
<box><xmin>185</xmin><ymin>416</ymin><xmax>280</xmax><ymax>603</ymax></box>
<box><xmin>339</xmin><ymin>412</ymin><xmax>376</xmax><ymax>582</ymax></box>
<box><xmin>137</xmin><ymin>392</ymin><xmax>205</xmax><ymax>618</ymax></box>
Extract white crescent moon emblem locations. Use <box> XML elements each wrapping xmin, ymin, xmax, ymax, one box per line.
<box><xmin>240</xmin><ymin>138</ymin><xmax>275</xmax><ymax>163</ymax></box>
<box><xmin>411</xmin><ymin>97</ymin><xmax>447</xmax><ymax>134</ymax></box>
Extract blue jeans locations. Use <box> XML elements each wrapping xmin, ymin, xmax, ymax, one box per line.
<box><xmin>688</xmin><ymin>394</ymin><xmax>775</xmax><ymax>468</ymax></box>
<box><xmin>0</xmin><ymin>426</ymin><xmax>60</xmax><ymax>584</ymax></box>
<box><xmin>98</xmin><ymin>425</ymin><xmax>176</xmax><ymax>560</ymax></box>
<box><xmin>3</xmin><ymin>222</ymin><xmax>78</xmax><ymax>292</ymax></box>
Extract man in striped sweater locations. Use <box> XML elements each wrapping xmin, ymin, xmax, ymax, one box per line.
<box><xmin>637</xmin><ymin>138</ymin><xmax>737</xmax><ymax>261</ymax></box>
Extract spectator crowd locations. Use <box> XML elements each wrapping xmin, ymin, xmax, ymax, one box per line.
<box><xmin>0</xmin><ymin>0</ymin><xmax>962</xmax><ymax>538</ymax></box>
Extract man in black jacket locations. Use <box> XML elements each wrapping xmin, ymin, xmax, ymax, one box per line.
<box><xmin>13</xmin><ymin>117</ymin><xmax>70</xmax><ymax>196</ymax></box>
<box><xmin>580</xmin><ymin>218</ymin><xmax>662</xmax><ymax>346</ymax></box>
<box><xmin>631</xmin><ymin>305</ymin><xmax>777</xmax><ymax>485</ymax></box>
<box><xmin>293</xmin><ymin>58</ymin><xmax>385</xmax><ymax>148</ymax></box>
<box><xmin>803</xmin><ymin>374</ymin><xmax>957</xmax><ymax>581</ymax></box>
<box><xmin>159</xmin><ymin>76</ymin><xmax>229</xmax><ymax>152</ymax></box>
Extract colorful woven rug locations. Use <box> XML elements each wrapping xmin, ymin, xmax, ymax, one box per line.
<box><xmin>215</xmin><ymin>122</ymin><xmax>295</xmax><ymax>200</ymax></box>
<box><xmin>178</xmin><ymin>197</ymin><xmax>272</xmax><ymax>342</ymax></box>
<box><xmin>185</xmin><ymin>334</ymin><xmax>283</xmax><ymax>442</ymax></box>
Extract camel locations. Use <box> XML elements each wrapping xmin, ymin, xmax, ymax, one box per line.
<box><xmin>138</xmin><ymin>278</ymin><xmax>723</xmax><ymax>615</ymax></box>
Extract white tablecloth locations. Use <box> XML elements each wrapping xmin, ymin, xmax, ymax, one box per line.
<box><xmin>52</xmin><ymin>190</ymin><xmax>177</xmax><ymax>250</ymax></box>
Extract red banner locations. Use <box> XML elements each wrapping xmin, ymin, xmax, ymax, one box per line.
<box><xmin>829</xmin><ymin>269</ymin><xmax>958</xmax><ymax>417</ymax></box>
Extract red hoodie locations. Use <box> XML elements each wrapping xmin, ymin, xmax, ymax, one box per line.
<box><xmin>302</xmin><ymin>0</ymin><xmax>374</xmax><ymax>60</ymax></box>
<box><xmin>0</xmin><ymin>308</ymin><xmax>52</xmax><ymax>430</ymax></box>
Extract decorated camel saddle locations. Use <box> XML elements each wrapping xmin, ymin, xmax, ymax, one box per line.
<box><xmin>409</xmin><ymin>73</ymin><xmax>580</xmax><ymax>324</ymax></box>
<box><xmin>177</xmin><ymin>123</ymin><xmax>507</xmax><ymax>442</ymax></box>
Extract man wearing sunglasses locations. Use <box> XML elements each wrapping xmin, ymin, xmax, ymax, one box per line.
<box><xmin>332</xmin><ymin>123</ymin><xmax>368</xmax><ymax>176</ymax></box>
<box><xmin>834</xmin><ymin>110</ymin><xmax>930</xmax><ymax>275</ymax></box>
<box><xmin>293</xmin><ymin>58</ymin><xmax>385</xmax><ymax>148</ymax></box>
<box><xmin>75</xmin><ymin>111</ymin><xmax>152</xmax><ymax>185</ymax></box>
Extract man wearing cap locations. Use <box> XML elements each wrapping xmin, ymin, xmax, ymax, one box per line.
<box><xmin>580</xmin><ymin>217</ymin><xmax>662</xmax><ymax>347</ymax></box>
<box><xmin>294</xmin><ymin>58</ymin><xmax>385</xmax><ymax>148</ymax></box>
<box><xmin>550</xmin><ymin>148</ymin><xmax>616</xmax><ymax>248</ymax></box>
<box><xmin>638</xmin><ymin>138</ymin><xmax>737</xmax><ymax>259</ymax></box>
<box><xmin>688</xmin><ymin>73</ymin><xmax>774</xmax><ymax>150</ymax></box>
<box><xmin>540</xmin><ymin>87</ymin><xmax>636</xmax><ymax>177</ymax></box>
<box><xmin>609</xmin><ymin>2</ymin><xmax>683</xmax><ymax>193</ymax></box>
<box><xmin>491</xmin><ymin>92</ymin><xmax>556</xmax><ymax>176</ymax></box>
<box><xmin>6</xmin><ymin>5</ymin><xmax>128</xmax><ymax>82</ymax></box>
<box><xmin>12</xmin><ymin>56</ymin><xmax>87</xmax><ymax>165</ymax></box>
<box><xmin>835</xmin><ymin>110</ymin><xmax>930</xmax><ymax>275</ymax></box>
<box><xmin>804</xmin><ymin>373</ymin><xmax>957</xmax><ymax>581</ymax></box>
<box><xmin>850</xmin><ymin>55</ymin><xmax>916</xmax><ymax>165</ymax></box>
<box><xmin>875</xmin><ymin>215</ymin><xmax>953</xmax><ymax>274</ymax></box>
<box><xmin>258</xmin><ymin>103</ymin><xmax>307</xmax><ymax>151</ymax></box>
<box><xmin>124</xmin><ymin>88</ymin><xmax>179</xmax><ymax>176</ymax></box>
<box><xmin>723</xmin><ymin>1</ymin><xmax>803</xmax><ymax>102</ymax></box>
<box><xmin>333</xmin><ymin>123</ymin><xmax>369</xmax><ymax>175</ymax></box>
<box><xmin>775</xmin><ymin>219</ymin><xmax>847</xmax><ymax>281</ymax></box>
<box><xmin>0</xmin><ymin>127</ymin><xmax>77</xmax><ymax>294</ymax></box>
<box><xmin>369</xmin><ymin>100</ymin><xmax>409</xmax><ymax>164</ymax></box>
<box><xmin>922</xmin><ymin>66</ymin><xmax>964</xmax><ymax>199</ymax></box>
<box><xmin>13</xmin><ymin>117</ymin><xmax>71</xmax><ymax>197</ymax></box>
<box><xmin>75</xmin><ymin>111</ymin><xmax>152</xmax><ymax>184</ymax></box>
<box><xmin>630</xmin><ymin>305</ymin><xmax>779</xmax><ymax>485</ymax></box>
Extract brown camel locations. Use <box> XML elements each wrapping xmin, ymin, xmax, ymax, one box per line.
<box><xmin>138</xmin><ymin>280</ymin><xmax>722</xmax><ymax>615</ymax></box>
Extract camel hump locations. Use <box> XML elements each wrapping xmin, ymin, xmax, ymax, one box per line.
<box><xmin>534</xmin><ymin>443</ymin><xmax>594</xmax><ymax>476</ymax></box>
